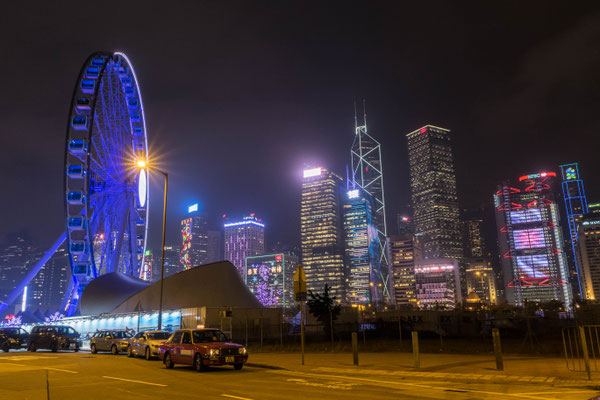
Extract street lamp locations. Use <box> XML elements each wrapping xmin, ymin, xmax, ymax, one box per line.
<box><xmin>136</xmin><ymin>159</ymin><xmax>168</xmax><ymax>330</ymax></box>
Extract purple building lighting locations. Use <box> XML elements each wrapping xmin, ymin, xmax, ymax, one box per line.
<box><xmin>224</xmin><ymin>214</ymin><xmax>265</xmax><ymax>277</ymax></box>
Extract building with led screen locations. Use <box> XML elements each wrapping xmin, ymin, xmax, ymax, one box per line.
<box><xmin>494</xmin><ymin>172</ymin><xmax>572</xmax><ymax>308</ymax></box>
<box><xmin>245</xmin><ymin>253</ymin><xmax>298</xmax><ymax>309</ymax></box>
<box><xmin>180</xmin><ymin>206</ymin><xmax>209</xmax><ymax>270</ymax></box>
<box><xmin>301</xmin><ymin>167</ymin><xmax>345</xmax><ymax>300</ymax></box>
<box><xmin>414</xmin><ymin>258</ymin><xmax>461</xmax><ymax>309</ymax></box>
<box><xmin>224</xmin><ymin>214</ymin><xmax>265</xmax><ymax>276</ymax></box>
<box><xmin>560</xmin><ymin>163</ymin><xmax>588</xmax><ymax>298</ymax></box>
<box><xmin>406</xmin><ymin>125</ymin><xmax>462</xmax><ymax>261</ymax></box>
<box><xmin>389</xmin><ymin>234</ymin><xmax>420</xmax><ymax>307</ymax></box>
<box><xmin>577</xmin><ymin>216</ymin><xmax>600</xmax><ymax>300</ymax></box>
<box><xmin>343</xmin><ymin>188</ymin><xmax>382</xmax><ymax>305</ymax></box>
<box><xmin>141</xmin><ymin>250</ymin><xmax>154</xmax><ymax>282</ymax></box>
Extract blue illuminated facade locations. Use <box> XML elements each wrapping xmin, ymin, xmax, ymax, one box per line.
<box><xmin>560</xmin><ymin>163</ymin><xmax>589</xmax><ymax>299</ymax></box>
<box><xmin>343</xmin><ymin>189</ymin><xmax>382</xmax><ymax>305</ymax></box>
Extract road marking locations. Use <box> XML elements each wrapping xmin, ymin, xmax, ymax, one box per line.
<box><xmin>102</xmin><ymin>376</ymin><xmax>167</xmax><ymax>387</ymax></box>
<box><xmin>0</xmin><ymin>356</ymin><xmax>57</xmax><ymax>361</ymax></box>
<box><xmin>44</xmin><ymin>367</ymin><xmax>78</xmax><ymax>374</ymax></box>
<box><xmin>221</xmin><ymin>395</ymin><xmax>254</xmax><ymax>400</ymax></box>
<box><xmin>268</xmin><ymin>369</ymin><xmax>565</xmax><ymax>400</ymax></box>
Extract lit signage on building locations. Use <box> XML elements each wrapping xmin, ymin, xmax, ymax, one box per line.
<box><xmin>518</xmin><ymin>172</ymin><xmax>557</xmax><ymax>181</ymax></box>
<box><xmin>347</xmin><ymin>189</ymin><xmax>359</xmax><ymax>199</ymax></box>
<box><xmin>188</xmin><ymin>203</ymin><xmax>198</xmax><ymax>213</ymax></box>
<box><xmin>414</xmin><ymin>265</ymin><xmax>454</xmax><ymax>273</ymax></box>
<box><xmin>303</xmin><ymin>167</ymin><xmax>322</xmax><ymax>178</ymax></box>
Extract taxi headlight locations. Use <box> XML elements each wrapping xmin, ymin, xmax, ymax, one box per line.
<box><xmin>238</xmin><ymin>347</ymin><xmax>247</xmax><ymax>355</ymax></box>
<box><xmin>209</xmin><ymin>348</ymin><xmax>220</xmax><ymax>356</ymax></box>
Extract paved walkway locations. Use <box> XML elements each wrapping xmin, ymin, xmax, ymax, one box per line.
<box><xmin>247</xmin><ymin>352</ymin><xmax>600</xmax><ymax>387</ymax></box>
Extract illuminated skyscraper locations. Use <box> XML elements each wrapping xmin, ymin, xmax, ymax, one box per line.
<box><xmin>351</xmin><ymin>103</ymin><xmax>390</xmax><ymax>301</ymax></box>
<box><xmin>578</xmin><ymin>215</ymin><xmax>600</xmax><ymax>300</ymax></box>
<box><xmin>560</xmin><ymin>163</ymin><xmax>588</xmax><ymax>298</ymax></box>
<box><xmin>245</xmin><ymin>253</ymin><xmax>298</xmax><ymax>309</ymax></box>
<box><xmin>389</xmin><ymin>234</ymin><xmax>420</xmax><ymax>307</ymax></box>
<box><xmin>301</xmin><ymin>167</ymin><xmax>345</xmax><ymax>300</ymax></box>
<box><xmin>224</xmin><ymin>214</ymin><xmax>265</xmax><ymax>276</ymax></box>
<box><xmin>494</xmin><ymin>172</ymin><xmax>572</xmax><ymax>308</ymax></box>
<box><xmin>29</xmin><ymin>244</ymin><xmax>70</xmax><ymax>312</ymax></box>
<box><xmin>180</xmin><ymin>204</ymin><xmax>209</xmax><ymax>270</ymax></box>
<box><xmin>163</xmin><ymin>245</ymin><xmax>183</xmax><ymax>277</ymax></box>
<box><xmin>343</xmin><ymin>188</ymin><xmax>382</xmax><ymax>304</ymax></box>
<box><xmin>141</xmin><ymin>250</ymin><xmax>154</xmax><ymax>282</ymax></box>
<box><xmin>406</xmin><ymin>125</ymin><xmax>462</xmax><ymax>260</ymax></box>
<box><xmin>461</xmin><ymin>209</ymin><xmax>486</xmax><ymax>259</ymax></box>
<box><xmin>207</xmin><ymin>230</ymin><xmax>223</xmax><ymax>263</ymax></box>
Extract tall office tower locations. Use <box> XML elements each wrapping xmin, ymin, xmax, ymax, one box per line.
<box><xmin>494</xmin><ymin>172</ymin><xmax>573</xmax><ymax>308</ymax></box>
<box><xmin>560</xmin><ymin>163</ymin><xmax>589</xmax><ymax>299</ymax></box>
<box><xmin>224</xmin><ymin>214</ymin><xmax>265</xmax><ymax>276</ymax></box>
<box><xmin>461</xmin><ymin>209</ymin><xmax>486</xmax><ymax>259</ymax></box>
<box><xmin>180</xmin><ymin>204</ymin><xmax>209</xmax><ymax>270</ymax></box>
<box><xmin>343</xmin><ymin>188</ymin><xmax>382</xmax><ymax>305</ymax></box>
<box><xmin>578</xmin><ymin>215</ymin><xmax>600</xmax><ymax>299</ymax></box>
<box><xmin>406</xmin><ymin>125</ymin><xmax>463</xmax><ymax>260</ymax></box>
<box><xmin>0</xmin><ymin>233</ymin><xmax>37</xmax><ymax>307</ymax></box>
<box><xmin>414</xmin><ymin>258</ymin><xmax>462</xmax><ymax>309</ymax></box>
<box><xmin>301</xmin><ymin>167</ymin><xmax>345</xmax><ymax>300</ymax></box>
<box><xmin>29</xmin><ymin>244</ymin><xmax>70</xmax><ymax>312</ymax></box>
<box><xmin>465</xmin><ymin>259</ymin><xmax>497</xmax><ymax>305</ymax></box>
<box><xmin>351</xmin><ymin>103</ymin><xmax>390</xmax><ymax>301</ymax></box>
<box><xmin>397</xmin><ymin>214</ymin><xmax>415</xmax><ymax>236</ymax></box>
<box><xmin>389</xmin><ymin>234</ymin><xmax>420</xmax><ymax>308</ymax></box>
<box><xmin>207</xmin><ymin>230</ymin><xmax>222</xmax><ymax>263</ymax></box>
<box><xmin>245</xmin><ymin>253</ymin><xmax>298</xmax><ymax>309</ymax></box>
<box><xmin>163</xmin><ymin>245</ymin><xmax>183</xmax><ymax>277</ymax></box>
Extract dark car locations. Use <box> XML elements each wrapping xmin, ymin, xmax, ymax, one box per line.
<box><xmin>28</xmin><ymin>325</ymin><xmax>82</xmax><ymax>352</ymax></box>
<box><xmin>159</xmin><ymin>328</ymin><xmax>248</xmax><ymax>371</ymax></box>
<box><xmin>0</xmin><ymin>327</ymin><xmax>29</xmax><ymax>352</ymax></box>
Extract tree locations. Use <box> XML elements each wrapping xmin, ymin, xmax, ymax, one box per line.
<box><xmin>307</xmin><ymin>284</ymin><xmax>341</xmax><ymax>338</ymax></box>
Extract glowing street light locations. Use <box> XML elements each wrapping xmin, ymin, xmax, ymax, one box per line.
<box><xmin>135</xmin><ymin>159</ymin><xmax>169</xmax><ymax>330</ymax></box>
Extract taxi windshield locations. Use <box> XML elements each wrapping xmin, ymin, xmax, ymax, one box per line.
<box><xmin>147</xmin><ymin>332</ymin><xmax>170</xmax><ymax>340</ymax></box>
<box><xmin>193</xmin><ymin>330</ymin><xmax>228</xmax><ymax>343</ymax></box>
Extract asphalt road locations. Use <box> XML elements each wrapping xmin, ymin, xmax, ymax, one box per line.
<box><xmin>0</xmin><ymin>350</ymin><xmax>598</xmax><ymax>400</ymax></box>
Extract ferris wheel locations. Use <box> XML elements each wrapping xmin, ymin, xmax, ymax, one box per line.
<box><xmin>64</xmin><ymin>51</ymin><xmax>149</xmax><ymax>313</ymax></box>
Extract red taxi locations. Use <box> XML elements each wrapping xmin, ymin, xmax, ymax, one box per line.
<box><xmin>159</xmin><ymin>328</ymin><xmax>248</xmax><ymax>371</ymax></box>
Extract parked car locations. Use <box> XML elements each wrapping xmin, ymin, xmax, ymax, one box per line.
<box><xmin>0</xmin><ymin>327</ymin><xmax>29</xmax><ymax>352</ymax></box>
<box><xmin>159</xmin><ymin>328</ymin><xmax>248</xmax><ymax>371</ymax></box>
<box><xmin>90</xmin><ymin>330</ymin><xmax>133</xmax><ymax>354</ymax></box>
<box><xmin>128</xmin><ymin>330</ymin><xmax>171</xmax><ymax>360</ymax></box>
<box><xmin>28</xmin><ymin>325</ymin><xmax>81</xmax><ymax>352</ymax></box>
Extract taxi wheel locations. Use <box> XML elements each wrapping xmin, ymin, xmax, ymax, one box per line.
<box><xmin>127</xmin><ymin>346</ymin><xmax>134</xmax><ymax>358</ymax></box>
<box><xmin>111</xmin><ymin>345</ymin><xmax>118</xmax><ymax>355</ymax></box>
<box><xmin>233</xmin><ymin>363</ymin><xmax>243</xmax><ymax>370</ymax></box>
<box><xmin>2</xmin><ymin>342</ymin><xmax>10</xmax><ymax>352</ymax></box>
<box><xmin>194</xmin><ymin>354</ymin><xmax>206</xmax><ymax>372</ymax></box>
<box><xmin>145</xmin><ymin>347</ymin><xmax>151</xmax><ymax>360</ymax></box>
<box><xmin>164</xmin><ymin>353</ymin><xmax>174</xmax><ymax>369</ymax></box>
<box><xmin>51</xmin><ymin>342</ymin><xmax>58</xmax><ymax>353</ymax></box>
<box><xmin>90</xmin><ymin>344</ymin><xmax>97</xmax><ymax>354</ymax></box>
<box><xmin>28</xmin><ymin>343</ymin><xmax>36</xmax><ymax>352</ymax></box>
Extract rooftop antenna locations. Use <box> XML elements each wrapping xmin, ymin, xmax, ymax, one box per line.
<box><xmin>362</xmin><ymin>98</ymin><xmax>367</xmax><ymax>133</ymax></box>
<box><xmin>353</xmin><ymin>101</ymin><xmax>359</xmax><ymax>134</ymax></box>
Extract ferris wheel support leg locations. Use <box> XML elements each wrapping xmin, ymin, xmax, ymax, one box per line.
<box><xmin>0</xmin><ymin>232</ymin><xmax>67</xmax><ymax>316</ymax></box>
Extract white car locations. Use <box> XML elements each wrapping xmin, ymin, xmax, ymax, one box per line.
<box><xmin>128</xmin><ymin>330</ymin><xmax>171</xmax><ymax>360</ymax></box>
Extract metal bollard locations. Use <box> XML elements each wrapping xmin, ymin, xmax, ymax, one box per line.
<box><xmin>579</xmin><ymin>326</ymin><xmax>591</xmax><ymax>380</ymax></box>
<box><xmin>412</xmin><ymin>331</ymin><xmax>420</xmax><ymax>369</ymax></box>
<box><xmin>352</xmin><ymin>332</ymin><xmax>358</xmax><ymax>366</ymax></box>
<box><xmin>492</xmin><ymin>328</ymin><xmax>504</xmax><ymax>371</ymax></box>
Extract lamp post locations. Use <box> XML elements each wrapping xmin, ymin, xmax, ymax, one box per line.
<box><xmin>137</xmin><ymin>160</ymin><xmax>168</xmax><ymax>330</ymax></box>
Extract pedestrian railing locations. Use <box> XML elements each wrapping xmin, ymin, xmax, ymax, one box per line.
<box><xmin>562</xmin><ymin>325</ymin><xmax>600</xmax><ymax>379</ymax></box>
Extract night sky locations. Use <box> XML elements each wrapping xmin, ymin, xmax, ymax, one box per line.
<box><xmin>2</xmin><ymin>1</ymin><xmax>600</xmax><ymax>252</ymax></box>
